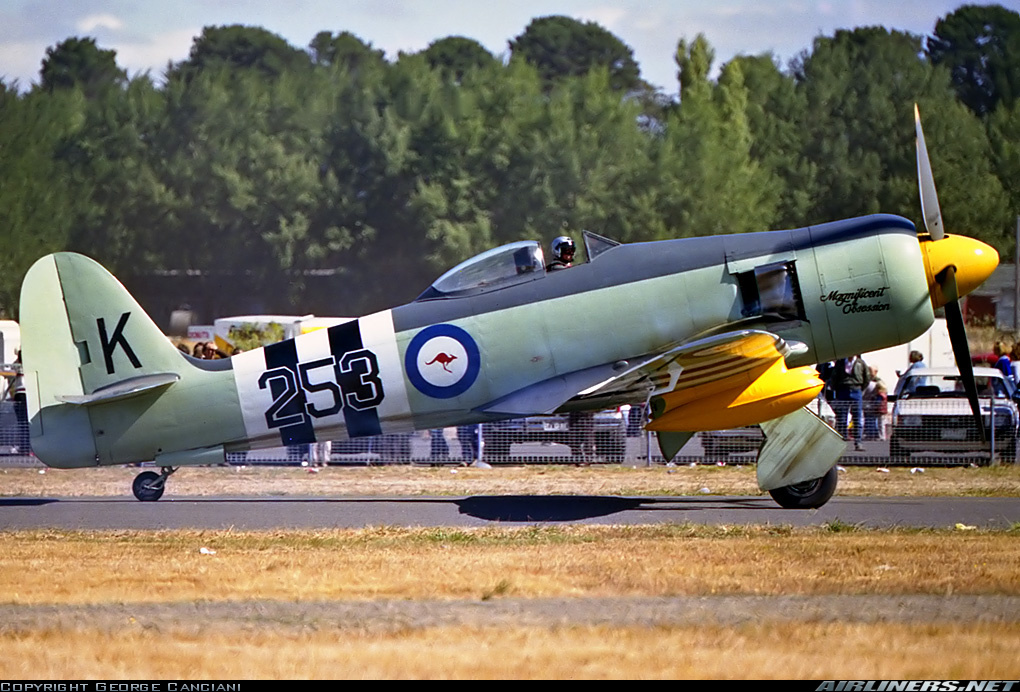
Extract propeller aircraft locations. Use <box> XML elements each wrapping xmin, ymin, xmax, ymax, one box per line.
<box><xmin>17</xmin><ymin>107</ymin><xmax>999</xmax><ymax>506</ymax></box>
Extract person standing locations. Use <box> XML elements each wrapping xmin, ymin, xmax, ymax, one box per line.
<box><xmin>457</xmin><ymin>424</ymin><xmax>479</xmax><ymax>464</ymax></box>
<box><xmin>568</xmin><ymin>410</ymin><xmax>596</xmax><ymax>464</ymax></box>
<box><xmin>829</xmin><ymin>355</ymin><xmax>870</xmax><ymax>451</ymax></box>
<box><xmin>430</xmin><ymin>429</ymin><xmax>450</xmax><ymax>461</ymax></box>
<box><xmin>993</xmin><ymin>342</ymin><xmax>1013</xmax><ymax>381</ymax></box>
<box><xmin>309</xmin><ymin>440</ymin><xmax>332</xmax><ymax>467</ymax></box>
<box><xmin>9</xmin><ymin>351</ymin><xmax>29</xmax><ymax>454</ymax></box>
<box><xmin>898</xmin><ymin>350</ymin><xmax>924</xmax><ymax>378</ymax></box>
<box><xmin>862</xmin><ymin>367</ymin><xmax>888</xmax><ymax>441</ymax></box>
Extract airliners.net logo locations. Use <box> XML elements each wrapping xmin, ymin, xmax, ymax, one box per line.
<box><xmin>817</xmin><ymin>683</ymin><xmax>1018</xmax><ymax>691</ymax></box>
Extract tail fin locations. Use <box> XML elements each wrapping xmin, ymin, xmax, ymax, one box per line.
<box><xmin>20</xmin><ymin>253</ymin><xmax>243</xmax><ymax>467</ymax></box>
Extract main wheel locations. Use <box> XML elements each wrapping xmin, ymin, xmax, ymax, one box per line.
<box><xmin>768</xmin><ymin>466</ymin><xmax>838</xmax><ymax>509</ymax></box>
<box><xmin>132</xmin><ymin>471</ymin><xmax>165</xmax><ymax>502</ymax></box>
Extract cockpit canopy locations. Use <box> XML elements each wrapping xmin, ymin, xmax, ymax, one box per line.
<box><xmin>416</xmin><ymin>241</ymin><xmax>545</xmax><ymax>300</ymax></box>
<box><xmin>415</xmin><ymin>230</ymin><xmax>621</xmax><ymax>301</ymax></box>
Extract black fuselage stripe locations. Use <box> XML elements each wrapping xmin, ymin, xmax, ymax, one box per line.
<box><xmin>264</xmin><ymin>340</ymin><xmax>316</xmax><ymax>447</ymax></box>
<box><xmin>328</xmin><ymin>321</ymin><xmax>383</xmax><ymax>438</ymax></box>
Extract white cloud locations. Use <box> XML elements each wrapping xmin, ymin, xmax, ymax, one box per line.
<box><xmin>583</xmin><ymin>7</ymin><xmax>628</xmax><ymax>30</ymax></box>
<box><xmin>114</xmin><ymin>27</ymin><xmax>201</xmax><ymax>80</ymax></box>
<box><xmin>77</xmin><ymin>14</ymin><xmax>125</xmax><ymax>33</ymax></box>
<box><xmin>0</xmin><ymin>40</ymin><xmax>48</xmax><ymax>88</ymax></box>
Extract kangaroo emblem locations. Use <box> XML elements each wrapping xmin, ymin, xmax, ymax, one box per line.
<box><xmin>425</xmin><ymin>352</ymin><xmax>458</xmax><ymax>373</ymax></box>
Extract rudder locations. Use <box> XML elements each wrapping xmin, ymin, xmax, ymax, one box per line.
<box><xmin>20</xmin><ymin>252</ymin><xmax>244</xmax><ymax>468</ymax></box>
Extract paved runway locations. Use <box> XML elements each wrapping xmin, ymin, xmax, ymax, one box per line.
<box><xmin>0</xmin><ymin>494</ymin><xmax>1016</xmax><ymax>530</ymax></box>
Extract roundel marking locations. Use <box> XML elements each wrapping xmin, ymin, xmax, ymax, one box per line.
<box><xmin>405</xmin><ymin>324</ymin><xmax>480</xmax><ymax>399</ymax></box>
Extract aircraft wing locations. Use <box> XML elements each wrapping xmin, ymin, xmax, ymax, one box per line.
<box><xmin>574</xmin><ymin>329</ymin><xmax>810</xmax><ymax>410</ymax></box>
<box><xmin>578</xmin><ymin>329</ymin><xmax>838</xmax><ymax>470</ymax></box>
<box><xmin>477</xmin><ymin>329</ymin><xmax>814</xmax><ymax>422</ymax></box>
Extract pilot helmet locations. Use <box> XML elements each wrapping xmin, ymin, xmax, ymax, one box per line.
<box><xmin>551</xmin><ymin>235</ymin><xmax>576</xmax><ymax>261</ymax></box>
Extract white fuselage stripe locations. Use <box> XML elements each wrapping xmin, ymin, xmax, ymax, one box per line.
<box><xmin>231</xmin><ymin>310</ymin><xmax>412</xmax><ymax>444</ymax></box>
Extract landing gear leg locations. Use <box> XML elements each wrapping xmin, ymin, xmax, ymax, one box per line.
<box><xmin>132</xmin><ymin>466</ymin><xmax>177</xmax><ymax>502</ymax></box>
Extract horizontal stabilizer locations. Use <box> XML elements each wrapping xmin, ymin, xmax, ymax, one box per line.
<box><xmin>58</xmin><ymin>373</ymin><xmax>180</xmax><ymax>406</ymax></box>
<box><xmin>757</xmin><ymin>407</ymin><xmax>845</xmax><ymax>490</ymax></box>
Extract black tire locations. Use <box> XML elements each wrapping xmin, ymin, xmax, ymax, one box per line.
<box><xmin>768</xmin><ymin>466</ymin><xmax>838</xmax><ymax>509</ymax></box>
<box><xmin>132</xmin><ymin>471</ymin><xmax>165</xmax><ymax>502</ymax></box>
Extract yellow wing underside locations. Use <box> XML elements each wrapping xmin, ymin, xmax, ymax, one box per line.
<box><xmin>642</xmin><ymin>331</ymin><xmax>824</xmax><ymax>433</ymax></box>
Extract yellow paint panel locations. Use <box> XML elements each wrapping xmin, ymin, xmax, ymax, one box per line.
<box><xmin>648</xmin><ymin>358</ymin><xmax>824</xmax><ymax>432</ymax></box>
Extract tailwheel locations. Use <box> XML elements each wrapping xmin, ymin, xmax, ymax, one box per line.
<box><xmin>132</xmin><ymin>466</ymin><xmax>176</xmax><ymax>502</ymax></box>
<box><xmin>768</xmin><ymin>466</ymin><xmax>838</xmax><ymax>509</ymax></box>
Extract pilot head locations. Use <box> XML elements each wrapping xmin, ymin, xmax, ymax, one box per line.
<box><xmin>551</xmin><ymin>236</ymin><xmax>576</xmax><ymax>264</ymax></box>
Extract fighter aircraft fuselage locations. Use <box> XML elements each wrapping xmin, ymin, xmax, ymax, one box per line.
<box><xmin>21</xmin><ymin>213</ymin><xmax>935</xmax><ymax>470</ymax></box>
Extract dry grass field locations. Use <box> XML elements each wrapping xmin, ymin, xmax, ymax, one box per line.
<box><xmin>2</xmin><ymin>463</ymin><xmax>1018</xmax><ymax>679</ymax></box>
<box><xmin>3</xmin><ymin>461</ymin><xmax>1020</xmax><ymax>498</ymax></box>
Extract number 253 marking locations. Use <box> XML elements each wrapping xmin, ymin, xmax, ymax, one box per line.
<box><xmin>258</xmin><ymin>349</ymin><xmax>384</xmax><ymax>430</ymax></box>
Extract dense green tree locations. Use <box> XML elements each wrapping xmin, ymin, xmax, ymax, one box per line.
<box><xmin>928</xmin><ymin>3</ymin><xmax>1020</xmax><ymax>117</ymax></box>
<box><xmin>508</xmin><ymin>16</ymin><xmax>642</xmax><ymax>93</ymax></box>
<box><xmin>394</xmin><ymin>54</ymin><xmax>496</xmax><ymax>268</ymax></box>
<box><xmin>59</xmin><ymin>76</ymin><xmax>170</xmax><ymax>277</ymax></box>
<box><xmin>316</xmin><ymin>58</ymin><xmax>423</xmax><ymax>311</ymax></box>
<box><xmin>654</xmin><ymin>35</ymin><xmax>779</xmax><ymax>238</ymax></box>
<box><xmin>721</xmin><ymin>54</ymin><xmax>815</xmax><ymax>228</ymax></box>
<box><xmin>450</xmin><ymin>58</ymin><xmax>550</xmax><ymax>245</ymax></box>
<box><xmin>39</xmin><ymin>37</ymin><xmax>125</xmax><ymax>98</ymax></box>
<box><xmin>133</xmin><ymin>64</ymin><xmax>338</xmax><ymax>317</ymax></box>
<box><xmin>0</xmin><ymin>89</ymin><xmax>84</xmax><ymax>316</ymax></box>
<box><xmin>421</xmin><ymin>36</ymin><xmax>497</xmax><ymax>83</ymax></box>
<box><xmin>676</xmin><ymin>34</ymin><xmax>715</xmax><ymax>98</ymax></box>
<box><xmin>309</xmin><ymin>31</ymin><xmax>386</xmax><ymax>73</ymax></box>
<box><xmin>987</xmin><ymin>100</ymin><xmax>1020</xmax><ymax>219</ymax></box>
<box><xmin>5</xmin><ymin>17</ymin><xmax>1020</xmax><ymax>321</ymax></box>
<box><xmin>795</xmin><ymin>27</ymin><xmax>1010</xmax><ymax>250</ymax></box>
<box><xmin>521</xmin><ymin>68</ymin><xmax>658</xmax><ymax>243</ymax></box>
<box><xmin>169</xmin><ymin>25</ymin><xmax>312</xmax><ymax>83</ymax></box>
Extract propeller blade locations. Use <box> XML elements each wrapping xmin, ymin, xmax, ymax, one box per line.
<box><xmin>935</xmin><ymin>265</ymin><xmax>960</xmax><ymax>304</ymax></box>
<box><xmin>915</xmin><ymin>104</ymin><xmax>945</xmax><ymax>240</ymax></box>
<box><xmin>944</xmin><ymin>299</ymin><xmax>986</xmax><ymax>443</ymax></box>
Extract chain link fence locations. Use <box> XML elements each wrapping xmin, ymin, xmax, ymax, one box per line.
<box><xmin>1</xmin><ymin>400</ymin><xmax>1013</xmax><ymax>468</ymax></box>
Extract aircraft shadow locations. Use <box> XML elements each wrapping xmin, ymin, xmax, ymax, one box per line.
<box><xmin>1</xmin><ymin>494</ymin><xmax>776</xmax><ymax>523</ymax></box>
<box><xmin>0</xmin><ymin>498</ymin><xmax>59</xmax><ymax>506</ymax></box>
<box><xmin>453</xmin><ymin>495</ymin><xmax>772</xmax><ymax>521</ymax></box>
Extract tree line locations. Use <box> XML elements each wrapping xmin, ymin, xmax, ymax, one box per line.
<box><xmin>1</xmin><ymin>6</ymin><xmax>1019</xmax><ymax>324</ymax></box>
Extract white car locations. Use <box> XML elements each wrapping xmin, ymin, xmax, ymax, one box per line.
<box><xmin>889</xmin><ymin>366</ymin><xmax>1018</xmax><ymax>463</ymax></box>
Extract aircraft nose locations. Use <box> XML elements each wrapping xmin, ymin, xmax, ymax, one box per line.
<box><xmin>921</xmin><ymin>234</ymin><xmax>999</xmax><ymax>308</ymax></box>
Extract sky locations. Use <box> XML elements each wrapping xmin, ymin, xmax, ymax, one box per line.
<box><xmin>0</xmin><ymin>0</ymin><xmax>1015</xmax><ymax>93</ymax></box>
